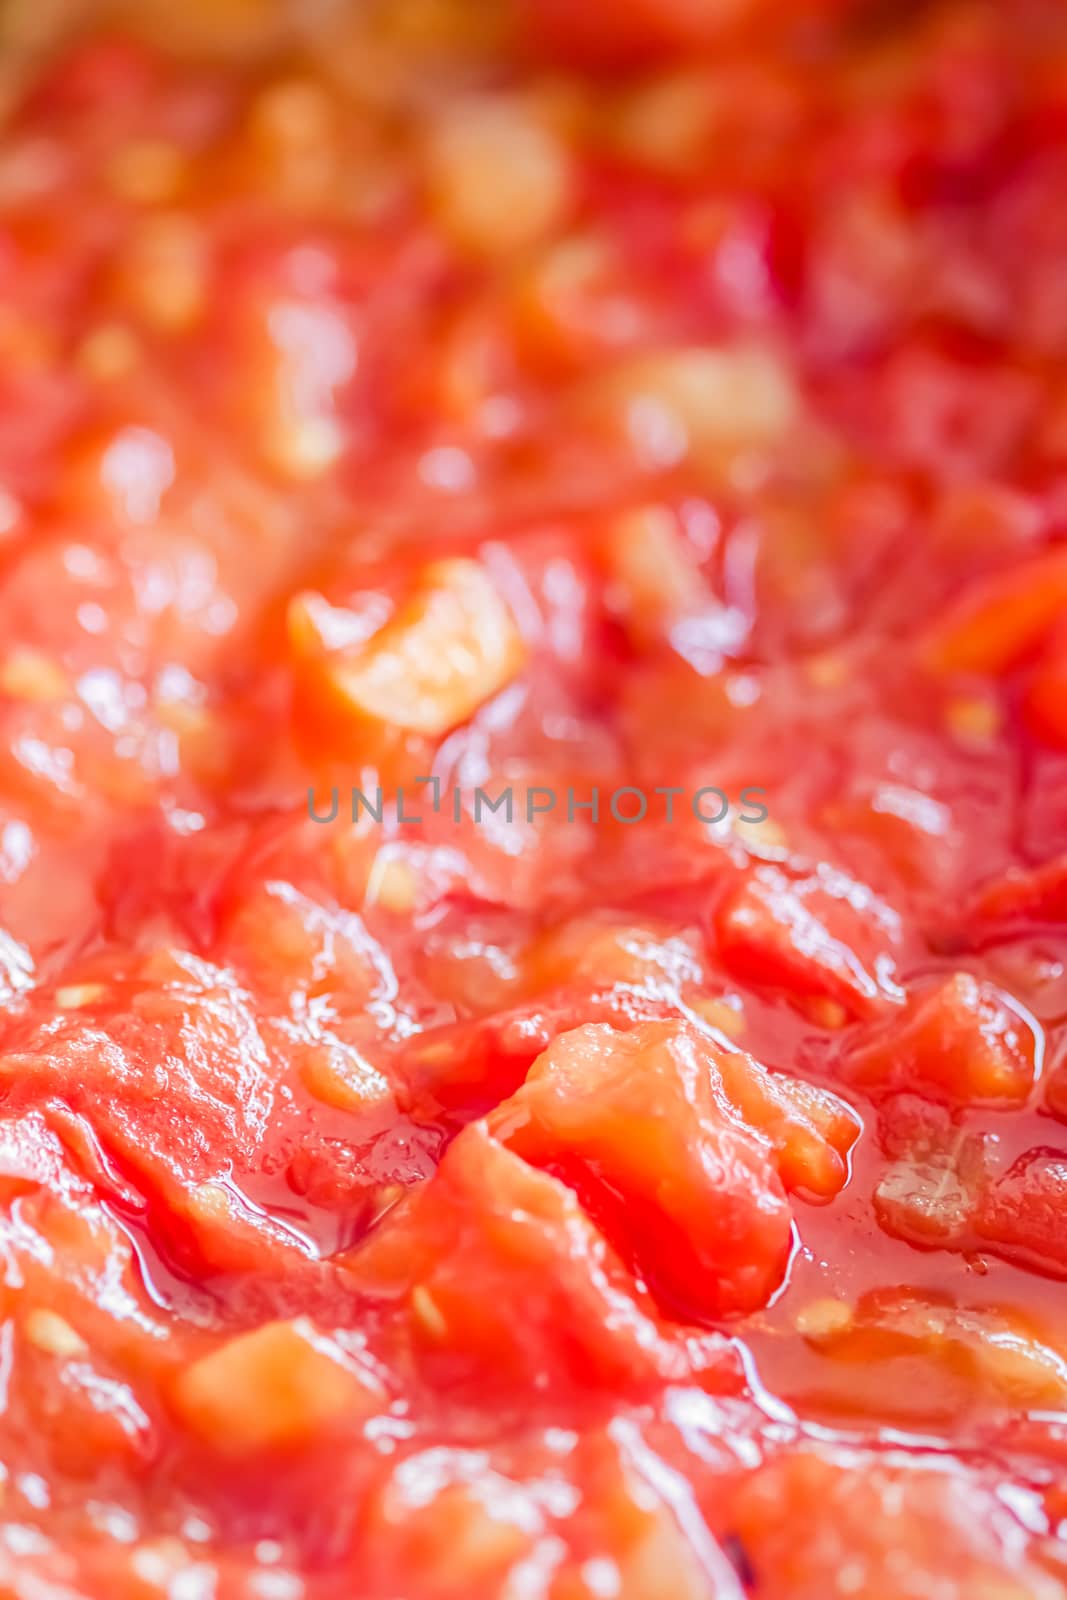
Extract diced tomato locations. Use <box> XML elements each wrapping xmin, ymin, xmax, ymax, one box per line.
<box><xmin>712</xmin><ymin>862</ymin><xmax>903</xmax><ymax>1019</ymax></box>
<box><xmin>521</xmin><ymin>913</ymin><xmax>707</xmax><ymax>996</ymax></box>
<box><xmin>357</xmin><ymin>1451</ymin><xmax>543</xmax><ymax>1598</ymax></box>
<box><xmin>729</xmin><ymin>1452</ymin><xmax>1064</xmax><ymax>1600</ymax></box>
<box><xmin>290</xmin><ymin>558</ymin><xmax>527</xmax><ymax>747</ymax></box>
<box><xmin>491</xmin><ymin>1020</ymin><xmax>795</xmax><ymax>1318</ymax></box>
<box><xmin>976</xmin><ymin>1149</ymin><xmax>1067</xmax><ymax>1279</ymax></box>
<box><xmin>843</xmin><ymin>972</ymin><xmax>1037</xmax><ymax>1107</ymax></box>
<box><xmin>342</xmin><ymin>1121</ymin><xmax>735</xmax><ymax>1391</ymax></box>
<box><xmin>357</xmin><ymin>1428</ymin><xmax>734</xmax><ymax>1600</ymax></box>
<box><xmin>17</xmin><ymin>1335</ymin><xmax>157</xmax><ymax>1477</ymax></box>
<box><xmin>0</xmin><ymin>2</ymin><xmax>1065</xmax><ymax>1592</ymax></box>
<box><xmin>873</xmin><ymin>1095</ymin><xmax>989</xmax><ymax>1248</ymax></box>
<box><xmin>797</xmin><ymin>1286</ymin><xmax>1067</xmax><ymax>1411</ymax></box>
<box><xmin>219</xmin><ymin>877</ymin><xmax>395</xmax><ymax>1018</ymax></box>
<box><xmin>711</xmin><ymin>1044</ymin><xmax>860</xmax><ymax>1198</ymax></box>
<box><xmin>402</xmin><ymin>985</ymin><xmax>689</xmax><ymax>1117</ymax></box>
<box><xmin>170</xmin><ymin>1318</ymin><xmax>384</xmax><ymax>1455</ymax></box>
<box><xmin>965</xmin><ymin>853</ymin><xmax>1067</xmax><ymax>930</ymax></box>
<box><xmin>0</xmin><ymin>950</ymin><xmax>322</xmax><ymax>1277</ymax></box>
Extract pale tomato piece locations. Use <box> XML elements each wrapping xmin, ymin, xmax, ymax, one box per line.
<box><xmin>585</xmin><ymin>343</ymin><xmax>800</xmax><ymax>480</ymax></box>
<box><xmin>874</xmin><ymin>1097</ymin><xmax>990</xmax><ymax>1249</ymax></box>
<box><xmin>844</xmin><ymin>973</ymin><xmax>1037</xmax><ymax>1108</ymax></box>
<box><xmin>796</xmin><ymin>1287</ymin><xmax>1067</xmax><ymax>1411</ymax></box>
<box><xmin>170</xmin><ymin>1318</ymin><xmax>383</xmax><ymax>1454</ymax></box>
<box><xmin>424</xmin><ymin>95</ymin><xmax>573</xmax><ymax>259</ymax></box>
<box><xmin>290</xmin><ymin>557</ymin><xmax>527</xmax><ymax>739</ymax></box>
<box><xmin>596</xmin><ymin>503</ymin><xmax>716</xmax><ymax>648</ymax></box>
<box><xmin>511</xmin><ymin>233</ymin><xmax>659</xmax><ymax>375</ymax></box>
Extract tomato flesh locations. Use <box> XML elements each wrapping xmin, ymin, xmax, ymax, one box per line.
<box><xmin>0</xmin><ymin>2</ymin><xmax>1065</xmax><ymax>1598</ymax></box>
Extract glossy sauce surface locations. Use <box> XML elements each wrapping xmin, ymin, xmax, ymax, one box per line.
<box><xmin>0</xmin><ymin>0</ymin><xmax>1066</xmax><ymax>1595</ymax></box>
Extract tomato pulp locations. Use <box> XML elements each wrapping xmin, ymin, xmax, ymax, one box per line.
<box><xmin>0</xmin><ymin>0</ymin><xmax>1066</xmax><ymax>1595</ymax></box>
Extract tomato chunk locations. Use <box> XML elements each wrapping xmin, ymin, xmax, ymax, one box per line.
<box><xmin>976</xmin><ymin>1149</ymin><xmax>1067</xmax><ymax>1279</ymax></box>
<box><xmin>342</xmin><ymin>1121</ymin><xmax>733</xmax><ymax>1390</ymax></box>
<box><xmin>729</xmin><ymin>1453</ymin><xmax>1064</xmax><ymax>1600</ymax></box>
<box><xmin>713</xmin><ymin>863</ymin><xmax>903</xmax><ymax>1019</ymax></box>
<box><xmin>795</xmin><ymin>1287</ymin><xmax>1067</xmax><ymax>1412</ymax></box>
<box><xmin>965</xmin><ymin>853</ymin><xmax>1067</xmax><ymax>930</ymax></box>
<box><xmin>844</xmin><ymin>973</ymin><xmax>1037</xmax><ymax>1108</ymax></box>
<box><xmin>491</xmin><ymin>1019</ymin><xmax>840</xmax><ymax>1317</ymax></box>
<box><xmin>874</xmin><ymin>1097</ymin><xmax>989</xmax><ymax>1248</ymax></box>
<box><xmin>171</xmin><ymin>1318</ymin><xmax>384</xmax><ymax>1455</ymax></box>
<box><xmin>290</xmin><ymin>558</ymin><xmax>527</xmax><ymax>740</ymax></box>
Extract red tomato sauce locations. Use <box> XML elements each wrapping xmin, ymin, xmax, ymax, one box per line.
<box><xmin>0</xmin><ymin>0</ymin><xmax>1066</xmax><ymax>1595</ymax></box>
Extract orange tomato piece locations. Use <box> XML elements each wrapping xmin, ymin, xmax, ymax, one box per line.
<box><xmin>795</xmin><ymin>1287</ymin><xmax>1067</xmax><ymax>1411</ymax></box>
<box><xmin>920</xmin><ymin>546</ymin><xmax>1067</xmax><ymax>675</ymax></box>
